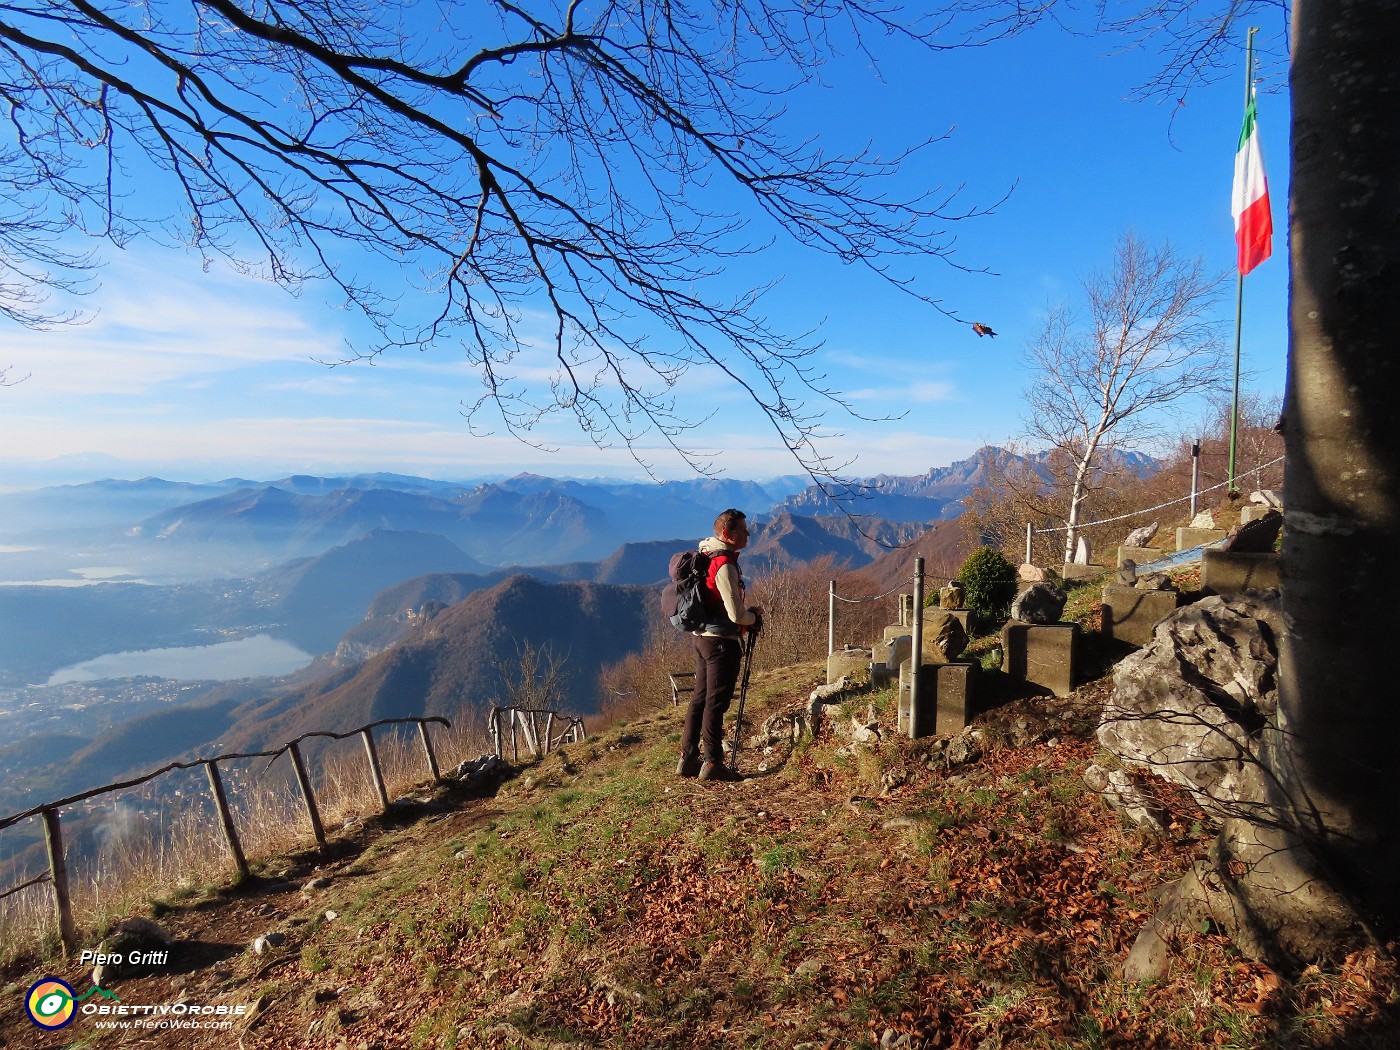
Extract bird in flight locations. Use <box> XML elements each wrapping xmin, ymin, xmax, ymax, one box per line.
<box><xmin>972</xmin><ymin>322</ymin><xmax>997</xmax><ymax>338</ymax></box>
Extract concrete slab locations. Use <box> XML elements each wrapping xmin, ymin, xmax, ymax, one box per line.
<box><xmin>1061</xmin><ymin>562</ymin><xmax>1106</xmax><ymax>581</ymax></box>
<box><xmin>1239</xmin><ymin>505</ymin><xmax>1276</xmax><ymax>524</ymax></box>
<box><xmin>1001</xmin><ymin>621</ymin><xmax>1078</xmax><ymax>697</ymax></box>
<box><xmin>1101</xmin><ymin>584</ymin><xmax>1181</xmax><ymax>647</ymax></box>
<box><xmin>1176</xmin><ymin>527</ymin><xmax>1229</xmax><ymax>550</ymax></box>
<box><xmin>1201</xmin><ymin>550</ymin><xmax>1281</xmax><ymax>595</ymax></box>
<box><xmin>827</xmin><ymin>646</ymin><xmax>871</xmax><ymax>685</ymax></box>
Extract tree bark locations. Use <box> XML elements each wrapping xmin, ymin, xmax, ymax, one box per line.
<box><xmin>1279</xmin><ymin>0</ymin><xmax>1400</xmax><ymax>937</ymax></box>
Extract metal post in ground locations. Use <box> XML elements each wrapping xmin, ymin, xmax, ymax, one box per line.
<box><xmin>909</xmin><ymin>557</ymin><xmax>925</xmax><ymax>739</ymax></box>
<box><xmin>828</xmin><ymin>579</ymin><xmax>835</xmax><ymax>656</ymax></box>
<box><xmin>1191</xmin><ymin>441</ymin><xmax>1202</xmax><ymax>517</ymax></box>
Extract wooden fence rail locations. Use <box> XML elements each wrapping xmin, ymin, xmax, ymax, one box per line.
<box><xmin>489</xmin><ymin>707</ymin><xmax>586</xmax><ymax>762</ymax></box>
<box><xmin>0</xmin><ymin>716</ymin><xmax>449</xmax><ymax>955</ymax></box>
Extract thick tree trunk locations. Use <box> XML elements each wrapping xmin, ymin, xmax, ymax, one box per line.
<box><xmin>1279</xmin><ymin>0</ymin><xmax>1400</xmax><ymax>937</ymax></box>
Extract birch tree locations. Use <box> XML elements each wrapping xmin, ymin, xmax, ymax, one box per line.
<box><xmin>1023</xmin><ymin>233</ymin><xmax>1227</xmax><ymax>563</ymax></box>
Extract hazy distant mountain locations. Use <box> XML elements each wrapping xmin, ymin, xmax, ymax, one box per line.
<box><xmin>0</xmin><ymin>477</ymin><xmax>249</xmax><ymax>545</ymax></box>
<box><xmin>742</xmin><ymin>513</ymin><xmax>926</xmax><ymax>575</ymax></box>
<box><xmin>493</xmin><ymin>473</ymin><xmax>807</xmax><ymax>540</ymax></box>
<box><xmin>255</xmin><ymin>529</ymin><xmax>492</xmax><ymax>654</ymax></box>
<box><xmin>771</xmin><ymin>446</ymin><xmax>1162</xmax><ymax>524</ymax></box>
<box><xmin>223</xmin><ymin>575</ymin><xmax>652</xmax><ymax>752</ymax></box>
<box><xmin>130</xmin><ymin>483</ymin><xmax>618</xmax><ymax>567</ymax></box>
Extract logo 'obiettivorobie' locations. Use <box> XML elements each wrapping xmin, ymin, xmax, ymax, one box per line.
<box><xmin>25</xmin><ymin>978</ymin><xmax>77</xmax><ymax>1029</ymax></box>
<box><xmin>24</xmin><ymin>979</ymin><xmax>121</xmax><ymax>1029</ymax></box>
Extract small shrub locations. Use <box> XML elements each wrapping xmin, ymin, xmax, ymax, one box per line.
<box><xmin>957</xmin><ymin>546</ymin><xmax>1018</xmax><ymax>624</ymax></box>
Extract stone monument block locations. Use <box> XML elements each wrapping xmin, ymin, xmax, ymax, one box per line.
<box><xmin>1117</xmin><ymin>545</ymin><xmax>1160</xmax><ymax>568</ymax></box>
<box><xmin>897</xmin><ymin>659</ymin><xmax>978</xmax><ymax>738</ymax></box>
<box><xmin>1201</xmin><ymin>550</ymin><xmax>1281</xmax><ymax>596</ymax></box>
<box><xmin>1101</xmin><ymin>584</ymin><xmax>1182</xmax><ymax>648</ymax></box>
<box><xmin>882</xmin><ymin>624</ymin><xmax>909</xmax><ymax>645</ymax></box>
<box><xmin>826</xmin><ymin>646</ymin><xmax>871</xmax><ymax>686</ymax></box>
<box><xmin>1239</xmin><ymin>504</ymin><xmax>1274</xmax><ymax>524</ymax></box>
<box><xmin>1001</xmin><ymin>621</ymin><xmax>1078</xmax><ymax>698</ymax></box>
<box><xmin>1176</xmin><ymin>527</ymin><xmax>1229</xmax><ymax>551</ymax></box>
<box><xmin>1061</xmin><ymin>562</ymin><xmax>1103</xmax><ymax>581</ymax></box>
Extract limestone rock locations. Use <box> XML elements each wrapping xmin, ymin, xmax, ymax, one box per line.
<box><xmin>1189</xmin><ymin>509</ymin><xmax>1216</xmax><ymax>529</ymax></box>
<box><xmin>1010</xmin><ymin>582</ymin><xmax>1066</xmax><ymax>625</ymax></box>
<box><xmin>1123</xmin><ymin>521</ymin><xmax>1160</xmax><ymax>548</ymax></box>
<box><xmin>945</xmin><ymin>728</ymin><xmax>984</xmax><ymax>767</ymax></box>
<box><xmin>1073</xmin><ymin>536</ymin><xmax>1092</xmax><ymax>565</ymax></box>
<box><xmin>1117</xmin><ymin>560</ymin><xmax>1138</xmax><ymax>586</ymax></box>
<box><xmin>1099</xmin><ymin>592</ymin><xmax>1281</xmax><ymax>819</ymax></box>
<box><xmin>938</xmin><ymin>582</ymin><xmax>965</xmax><ymax>610</ymax></box>
<box><xmin>1249</xmin><ymin>489</ymin><xmax>1283</xmax><ymax>508</ymax></box>
<box><xmin>922</xmin><ymin>611</ymin><xmax>968</xmax><ymax>663</ymax></box>
<box><xmin>1082</xmin><ymin>764</ymin><xmax>1169</xmax><ymax>833</ymax></box>
<box><xmin>1224</xmin><ymin>509</ymin><xmax>1283</xmax><ymax>553</ymax></box>
<box><xmin>1017</xmin><ymin>563</ymin><xmax>1047</xmax><ymax>583</ymax></box>
<box><xmin>453</xmin><ymin>754</ymin><xmax>511</xmax><ymax>787</ymax></box>
<box><xmin>91</xmin><ymin>918</ymin><xmax>174</xmax><ymax>984</ymax></box>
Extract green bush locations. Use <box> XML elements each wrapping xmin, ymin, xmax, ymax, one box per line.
<box><xmin>957</xmin><ymin>546</ymin><xmax>1018</xmax><ymax>624</ymax></box>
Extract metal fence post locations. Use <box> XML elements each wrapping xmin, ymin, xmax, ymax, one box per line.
<box><xmin>909</xmin><ymin>558</ymin><xmax>925</xmax><ymax>739</ymax></box>
<box><xmin>828</xmin><ymin>579</ymin><xmax>836</xmax><ymax>656</ymax></box>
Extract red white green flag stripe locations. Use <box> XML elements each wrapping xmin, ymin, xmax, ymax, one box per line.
<box><xmin>1232</xmin><ymin>88</ymin><xmax>1272</xmax><ymax>275</ymax></box>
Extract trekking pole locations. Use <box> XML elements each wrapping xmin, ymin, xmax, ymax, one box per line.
<box><xmin>730</xmin><ymin>629</ymin><xmax>758</xmax><ymax>772</ymax></box>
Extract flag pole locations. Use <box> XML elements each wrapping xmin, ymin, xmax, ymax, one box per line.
<box><xmin>1228</xmin><ymin>27</ymin><xmax>1259</xmax><ymax>496</ymax></box>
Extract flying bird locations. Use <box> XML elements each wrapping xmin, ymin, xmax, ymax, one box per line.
<box><xmin>972</xmin><ymin>322</ymin><xmax>997</xmax><ymax>338</ymax></box>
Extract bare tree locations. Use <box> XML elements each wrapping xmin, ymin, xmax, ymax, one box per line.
<box><xmin>495</xmin><ymin>640</ymin><xmax>572</xmax><ymax>712</ymax></box>
<box><xmin>1023</xmin><ymin>233</ymin><xmax>1227</xmax><ymax>563</ymax></box>
<box><xmin>0</xmin><ymin>0</ymin><xmax>993</xmax><ymax>486</ymax></box>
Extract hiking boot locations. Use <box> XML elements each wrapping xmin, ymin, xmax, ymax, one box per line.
<box><xmin>698</xmin><ymin>761</ymin><xmax>741</xmax><ymax>783</ymax></box>
<box><xmin>676</xmin><ymin>754</ymin><xmax>701</xmax><ymax>777</ymax></box>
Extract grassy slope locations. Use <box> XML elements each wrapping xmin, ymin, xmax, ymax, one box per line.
<box><xmin>3</xmin><ymin>660</ymin><xmax>1397</xmax><ymax>1049</ymax></box>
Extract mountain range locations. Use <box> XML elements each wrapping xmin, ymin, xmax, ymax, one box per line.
<box><xmin>0</xmin><ymin>447</ymin><xmax>1123</xmax><ymax>810</ymax></box>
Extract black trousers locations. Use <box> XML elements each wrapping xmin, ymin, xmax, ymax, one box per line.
<box><xmin>683</xmin><ymin>634</ymin><xmax>743</xmax><ymax>765</ymax></box>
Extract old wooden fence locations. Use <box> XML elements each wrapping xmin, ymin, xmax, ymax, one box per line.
<box><xmin>0</xmin><ymin>716</ymin><xmax>449</xmax><ymax>954</ymax></box>
<box><xmin>489</xmin><ymin>706</ymin><xmax>586</xmax><ymax>762</ymax></box>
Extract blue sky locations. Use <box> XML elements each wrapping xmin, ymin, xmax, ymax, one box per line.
<box><xmin>0</xmin><ymin>10</ymin><xmax>1289</xmax><ymax>487</ymax></box>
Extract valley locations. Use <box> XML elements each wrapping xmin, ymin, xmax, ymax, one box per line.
<box><xmin>0</xmin><ymin>448</ymin><xmax>1031</xmax><ymax>871</ymax></box>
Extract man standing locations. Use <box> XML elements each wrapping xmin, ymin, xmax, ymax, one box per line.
<box><xmin>677</xmin><ymin>508</ymin><xmax>762</xmax><ymax>781</ymax></box>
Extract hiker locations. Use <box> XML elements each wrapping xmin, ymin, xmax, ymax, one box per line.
<box><xmin>677</xmin><ymin>508</ymin><xmax>762</xmax><ymax>782</ymax></box>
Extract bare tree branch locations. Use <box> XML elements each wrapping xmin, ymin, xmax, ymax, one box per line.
<box><xmin>0</xmin><ymin>0</ymin><xmax>999</xmax><ymax>489</ymax></box>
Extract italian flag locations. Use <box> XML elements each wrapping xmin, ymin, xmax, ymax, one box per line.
<box><xmin>1232</xmin><ymin>88</ymin><xmax>1273</xmax><ymax>276</ymax></box>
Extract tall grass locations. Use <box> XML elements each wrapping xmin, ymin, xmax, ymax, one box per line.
<box><xmin>0</xmin><ymin>719</ymin><xmax>492</xmax><ymax>967</ymax></box>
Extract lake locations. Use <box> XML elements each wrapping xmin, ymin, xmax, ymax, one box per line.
<box><xmin>46</xmin><ymin>634</ymin><xmax>314</xmax><ymax>685</ymax></box>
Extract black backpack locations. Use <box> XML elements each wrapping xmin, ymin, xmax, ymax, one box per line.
<box><xmin>661</xmin><ymin>549</ymin><xmax>715</xmax><ymax>632</ymax></box>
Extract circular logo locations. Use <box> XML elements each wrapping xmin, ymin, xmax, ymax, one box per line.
<box><xmin>25</xmin><ymin>978</ymin><xmax>77</xmax><ymax>1029</ymax></box>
